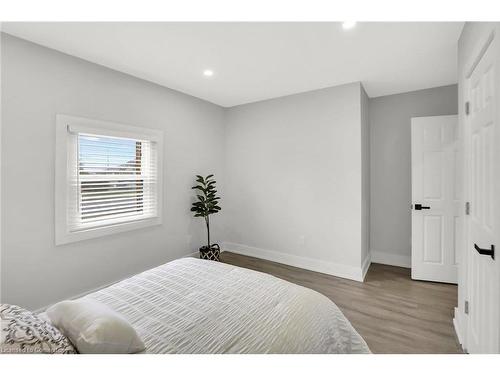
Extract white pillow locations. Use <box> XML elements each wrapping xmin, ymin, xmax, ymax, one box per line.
<box><xmin>45</xmin><ymin>299</ymin><xmax>145</xmax><ymax>354</ymax></box>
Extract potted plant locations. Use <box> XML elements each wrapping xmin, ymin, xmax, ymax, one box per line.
<box><xmin>191</xmin><ymin>174</ymin><xmax>222</xmax><ymax>261</ymax></box>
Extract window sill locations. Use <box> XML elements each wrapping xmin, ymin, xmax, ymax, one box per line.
<box><xmin>55</xmin><ymin>216</ymin><xmax>162</xmax><ymax>245</ymax></box>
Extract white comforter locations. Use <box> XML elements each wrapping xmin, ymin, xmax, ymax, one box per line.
<box><xmin>81</xmin><ymin>257</ymin><xmax>370</xmax><ymax>354</ymax></box>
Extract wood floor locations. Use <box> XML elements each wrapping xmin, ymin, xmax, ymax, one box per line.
<box><xmin>220</xmin><ymin>251</ymin><xmax>463</xmax><ymax>354</ymax></box>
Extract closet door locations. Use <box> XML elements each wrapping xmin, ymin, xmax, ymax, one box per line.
<box><xmin>411</xmin><ymin>115</ymin><xmax>459</xmax><ymax>284</ymax></box>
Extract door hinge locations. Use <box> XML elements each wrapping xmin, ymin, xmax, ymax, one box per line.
<box><xmin>466</xmin><ymin>201</ymin><xmax>471</xmax><ymax>215</ymax></box>
<box><xmin>465</xmin><ymin>300</ymin><xmax>469</xmax><ymax>315</ymax></box>
<box><xmin>465</xmin><ymin>101</ymin><xmax>470</xmax><ymax>115</ymax></box>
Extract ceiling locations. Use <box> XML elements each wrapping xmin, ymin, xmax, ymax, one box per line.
<box><xmin>2</xmin><ymin>22</ymin><xmax>464</xmax><ymax>107</ymax></box>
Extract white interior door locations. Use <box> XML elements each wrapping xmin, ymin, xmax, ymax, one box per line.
<box><xmin>411</xmin><ymin>115</ymin><xmax>459</xmax><ymax>283</ymax></box>
<box><xmin>466</xmin><ymin>34</ymin><xmax>499</xmax><ymax>354</ymax></box>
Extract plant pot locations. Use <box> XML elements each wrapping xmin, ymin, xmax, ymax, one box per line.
<box><xmin>199</xmin><ymin>244</ymin><xmax>220</xmax><ymax>261</ymax></box>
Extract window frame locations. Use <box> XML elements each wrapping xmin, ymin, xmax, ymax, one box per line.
<box><xmin>55</xmin><ymin>114</ymin><xmax>163</xmax><ymax>245</ymax></box>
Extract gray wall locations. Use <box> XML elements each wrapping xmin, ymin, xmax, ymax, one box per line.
<box><xmin>224</xmin><ymin>83</ymin><xmax>368</xmax><ymax>280</ymax></box>
<box><xmin>369</xmin><ymin>84</ymin><xmax>458</xmax><ymax>266</ymax></box>
<box><xmin>1</xmin><ymin>34</ymin><xmax>226</xmax><ymax>310</ymax></box>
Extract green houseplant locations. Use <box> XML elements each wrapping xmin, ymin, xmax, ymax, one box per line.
<box><xmin>191</xmin><ymin>174</ymin><xmax>222</xmax><ymax>261</ymax></box>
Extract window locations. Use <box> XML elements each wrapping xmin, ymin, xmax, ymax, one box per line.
<box><xmin>55</xmin><ymin>115</ymin><xmax>163</xmax><ymax>245</ymax></box>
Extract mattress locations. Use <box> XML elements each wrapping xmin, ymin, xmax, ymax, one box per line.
<box><xmin>80</xmin><ymin>257</ymin><xmax>370</xmax><ymax>354</ymax></box>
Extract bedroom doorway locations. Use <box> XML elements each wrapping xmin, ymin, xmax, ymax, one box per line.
<box><xmin>411</xmin><ymin>115</ymin><xmax>459</xmax><ymax>284</ymax></box>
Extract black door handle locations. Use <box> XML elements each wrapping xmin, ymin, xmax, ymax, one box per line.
<box><xmin>474</xmin><ymin>244</ymin><xmax>495</xmax><ymax>259</ymax></box>
<box><xmin>414</xmin><ymin>204</ymin><xmax>431</xmax><ymax>210</ymax></box>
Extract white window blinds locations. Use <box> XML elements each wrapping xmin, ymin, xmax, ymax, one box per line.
<box><xmin>56</xmin><ymin>115</ymin><xmax>163</xmax><ymax>245</ymax></box>
<box><xmin>69</xmin><ymin>132</ymin><xmax>159</xmax><ymax>231</ymax></box>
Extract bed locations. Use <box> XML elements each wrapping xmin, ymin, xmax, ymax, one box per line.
<box><xmin>73</xmin><ymin>257</ymin><xmax>370</xmax><ymax>354</ymax></box>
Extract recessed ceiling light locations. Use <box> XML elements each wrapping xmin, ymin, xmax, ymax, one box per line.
<box><xmin>342</xmin><ymin>22</ymin><xmax>357</xmax><ymax>30</ymax></box>
<box><xmin>203</xmin><ymin>69</ymin><xmax>214</xmax><ymax>77</ymax></box>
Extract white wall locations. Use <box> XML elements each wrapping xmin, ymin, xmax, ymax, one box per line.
<box><xmin>0</xmin><ymin>34</ymin><xmax>226</xmax><ymax>310</ymax></box>
<box><xmin>223</xmin><ymin>83</ymin><xmax>368</xmax><ymax>280</ymax></box>
<box><xmin>369</xmin><ymin>85</ymin><xmax>458</xmax><ymax>267</ymax></box>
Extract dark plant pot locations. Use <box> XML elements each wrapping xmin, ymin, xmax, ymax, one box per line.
<box><xmin>199</xmin><ymin>244</ymin><xmax>220</xmax><ymax>261</ymax></box>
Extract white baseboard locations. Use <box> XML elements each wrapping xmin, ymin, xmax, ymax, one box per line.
<box><xmin>453</xmin><ymin>307</ymin><xmax>466</xmax><ymax>352</ymax></box>
<box><xmin>361</xmin><ymin>252</ymin><xmax>372</xmax><ymax>281</ymax></box>
<box><xmin>222</xmin><ymin>242</ymin><xmax>366</xmax><ymax>282</ymax></box>
<box><xmin>371</xmin><ymin>249</ymin><xmax>411</xmax><ymax>268</ymax></box>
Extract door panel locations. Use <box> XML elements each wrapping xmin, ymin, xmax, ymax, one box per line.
<box><xmin>424</xmin><ymin>152</ymin><xmax>443</xmax><ymax>199</ymax></box>
<box><xmin>423</xmin><ymin>215</ymin><xmax>443</xmax><ymax>263</ymax></box>
<box><xmin>412</xmin><ymin>115</ymin><xmax>458</xmax><ymax>283</ymax></box>
<box><xmin>466</xmin><ymin>34</ymin><xmax>499</xmax><ymax>353</ymax></box>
